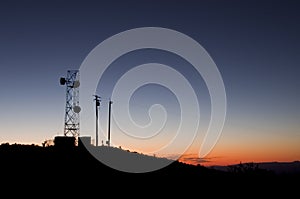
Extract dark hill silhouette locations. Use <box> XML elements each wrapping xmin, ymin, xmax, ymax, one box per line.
<box><xmin>0</xmin><ymin>143</ymin><xmax>284</xmax><ymax>178</ymax></box>
<box><xmin>1</xmin><ymin>142</ymin><xmax>298</xmax><ymax>183</ymax></box>
<box><xmin>0</xmin><ymin>142</ymin><xmax>222</xmax><ymax>177</ymax></box>
<box><xmin>1</xmin><ymin>142</ymin><xmax>299</xmax><ymax>196</ymax></box>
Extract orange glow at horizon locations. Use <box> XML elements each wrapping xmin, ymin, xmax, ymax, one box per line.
<box><xmin>174</xmin><ymin>126</ymin><xmax>298</xmax><ymax>166</ymax></box>
<box><xmin>179</xmin><ymin>133</ymin><xmax>300</xmax><ymax>166</ymax></box>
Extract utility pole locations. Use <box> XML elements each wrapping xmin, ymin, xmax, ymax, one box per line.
<box><xmin>107</xmin><ymin>99</ymin><xmax>113</xmax><ymax>147</ymax></box>
<box><xmin>93</xmin><ymin>95</ymin><xmax>101</xmax><ymax>146</ymax></box>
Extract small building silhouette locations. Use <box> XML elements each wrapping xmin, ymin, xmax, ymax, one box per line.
<box><xmin>54</xmin><ymin>136</ymin><xmax>76</xmax><ymax>148</ymax></box>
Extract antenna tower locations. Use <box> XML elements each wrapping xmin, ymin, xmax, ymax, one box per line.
<box><xmin>60</xmin><ymin>70</ymin><xmax>81</xmax><ymax>140</ymax></box>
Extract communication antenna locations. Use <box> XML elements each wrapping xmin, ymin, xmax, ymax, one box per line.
<box><xmin>60</xmin><ymin>70</ymin><xmax>81</xmax><ymax>140</ymax></box>
<box><xmin>93</xmin><ymin>95</ymin><xmax>101</xmax><ymax>146</ymax></box>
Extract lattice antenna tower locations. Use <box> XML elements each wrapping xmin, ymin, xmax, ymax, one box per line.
<box><xmin>60</xmin><ymin>70</ymin><xmax>81</xmax><ymax>140</ymax></box>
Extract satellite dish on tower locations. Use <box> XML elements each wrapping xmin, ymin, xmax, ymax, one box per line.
<box><xmin>60</xmin><ymin>77</ymin><xmax>66</xmax><ymax>85</ymax></box>
<box><xmin>73</xmin><ymin>80</ymin><xmax>80</xmax><ymax>88</ymax></box>
<box><xmin>73</xmin><ymin>105</ymin><xmax>81</xmax><ymax>113</ymax></box>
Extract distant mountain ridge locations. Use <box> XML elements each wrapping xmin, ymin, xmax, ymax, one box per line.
<box><xmin>210</xmin><ymin>161</ymin><xmax>300</xmax><ymax>175</ymax></box>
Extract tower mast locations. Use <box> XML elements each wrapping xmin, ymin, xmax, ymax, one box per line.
<box><xmin>60</xmin><ymin>70</ymin><xmax>81</xmax><ymax>142</ymax></box>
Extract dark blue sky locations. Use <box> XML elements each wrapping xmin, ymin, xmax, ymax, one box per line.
<box><xmin>0</xmin><ymin>0</ymin><xmax>299</xmax><ymax>164</ymax></box>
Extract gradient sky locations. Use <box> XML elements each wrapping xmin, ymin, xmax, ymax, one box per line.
<box><xmin>0</xmin><ymin>0</ymin><xmax>299</xmax><ymax>166</ymax></box>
